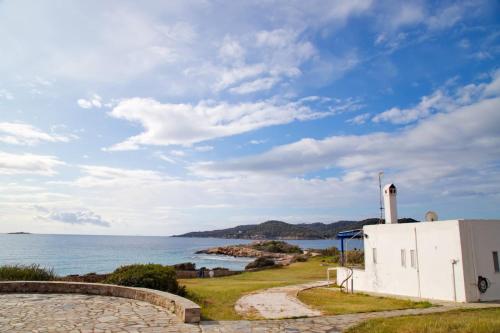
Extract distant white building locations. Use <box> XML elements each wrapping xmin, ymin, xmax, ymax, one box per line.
<box><xmin>337</xmin><ymin>184</ymin><xmax>500</xmax><ymax>302</ymax></box>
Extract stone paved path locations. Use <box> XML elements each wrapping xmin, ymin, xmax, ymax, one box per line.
<box><xmin>0</xmin><ymin>293</ymin><xmax>200</xmax><ymax>333</ymax></box>
<box><xmin>2</xmin><ymin>293</ymin><xmax>499</xmax><ymax>333</ymax></box>
<box><xmin>204</xmin><ymin>301</ymin><xmax>500</xmax><ymax>333</ymax></box>
<box><xmin>235</xmin><ymin>281</ymin><xmax>331</xmax><ymax>319</ymax></box>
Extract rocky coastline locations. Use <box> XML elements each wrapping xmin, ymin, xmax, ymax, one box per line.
<box><xmin>195</xmin><ymin>241</ymin><xmax>303</xmax><ymax>268</ymax></box>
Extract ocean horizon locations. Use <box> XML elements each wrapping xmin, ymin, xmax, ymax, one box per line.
<box><xmin>0</xmin><ymin>233</ymin><xmax>362</xmax><ymax>275</ymax></box>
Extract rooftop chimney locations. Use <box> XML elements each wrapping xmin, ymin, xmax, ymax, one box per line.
<box><xmin>383</xmin><ymin>183</ymin><xmax>398</xmax><ymax>224</ymax></box>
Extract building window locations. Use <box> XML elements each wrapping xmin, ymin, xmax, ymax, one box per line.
<box><xmin>494</xmin><ymin>251</ymin><xmax>499</xmax><ymax>273</ymax></box>
<box><xmin>373</xmin><ymin>248</ymin><xmax>377</xmax><ymax>264</ymax></box>
<box><xmin>410</xmin><ymin>250</ymin><xmax>416</xmax><ymax>268</ymax></box>
<box><xmin>401</xmin><ymin>249</ymin><xmax>406</xmax><ymax>267</ymax></box>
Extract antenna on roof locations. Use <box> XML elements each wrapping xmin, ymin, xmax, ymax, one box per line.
<box><xmin>378</xmin><ymin>171</ymin><xmax>384</xmax><ymax>224</ymax></box>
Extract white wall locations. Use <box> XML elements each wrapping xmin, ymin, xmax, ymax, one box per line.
<box><xmin>414</xmin><ymin>221</ymin><xmax>466</xmax><ymax>301</ymax></box>
<box><xmin>459</xmin><ymin>220</ymin><xmax>500</xmax><ymax>302</ymax></box>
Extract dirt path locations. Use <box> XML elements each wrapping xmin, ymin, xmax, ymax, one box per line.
<box><xmin>235</xmin><ymin>280</ymin><xmax>331</xmax><ymax>319</ymax></box>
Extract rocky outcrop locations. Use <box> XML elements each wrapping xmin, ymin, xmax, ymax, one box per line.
<box><xmin>196</xmin><ymin>242</ymin><xmax>299</xmax><ymax>268</ymax></box>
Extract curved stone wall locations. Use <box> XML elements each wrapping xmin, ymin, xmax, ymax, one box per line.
<box><xmin>0</xmin><ymin>281</ymin><xmax>201</xmax><ymax>323</ymax></box>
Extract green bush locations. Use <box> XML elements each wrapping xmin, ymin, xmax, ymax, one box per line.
<box><xmin>172</xmin><ymin>262</ymin><xmax>196</xmax><ymax>271</ymax></box>
<box><xmin>105</xmin><ymin>264</ymin><xmax>186</xmax><ymax>296</ymax></box>
<box><xmin>316</xmin><ymin>247</ymin><xmax>364</xmax><ymax>265</ymax></box>
<box><xmin>317</xmin><ymin>246</ymin><xmax>341</xmax><ymax>258</ymax></box>
<box><xmin>245</xmin><ymin>257</ymin><xmax>275</xmax><ymax>270</ymax></box>
<box><xmin>293</xmin><ymin>254</ymin><xmax>309</xmax><ymax>262</ymax></box>
<box><xmin>251</xmin><ymin>240</ymin><xmax>302</xmax><ymax>254</ymax></box>
<box><xmin>0</xmin><ymin>264</ymin><xmax>56</xmax><ymax>281</ymax></box>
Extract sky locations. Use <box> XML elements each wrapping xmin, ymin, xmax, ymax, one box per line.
<box><xmin>0</xmin><ymin>0</ymin><xmax>499</xmax><ymax>236</ymax></box>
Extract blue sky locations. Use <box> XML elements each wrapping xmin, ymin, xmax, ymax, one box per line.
<box><xmin>0</xmin><ymin>0</ymin><xmax>499</xmax><ymax>235</ymax></box>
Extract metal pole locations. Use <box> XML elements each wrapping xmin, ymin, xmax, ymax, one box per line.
<box><xmin>340</xmin><ymin>238</ymin><xmax>345</xmax><ymax>266</ymax></box>
<box><xmin>451</xmin><ymin>259</ymin><xmax>458</xmax><ymax>302</ymax></box>
<box><xmin>378</xmin><ymin>171</ymin><xmax>384</xmax><ymax>224</ymax></box>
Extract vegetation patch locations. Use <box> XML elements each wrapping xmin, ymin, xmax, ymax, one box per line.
<box><xmin>345</xmin><ymin>308</ymin><xmax>500</xmax><ymax>333</ymax></box>
<box><xmin>105</xmin><ymin>264</ymin><xmax>186</xmax><ymax>296</ymax></box>
<box><xmin>298</xmin><ymin>287</ymin><xmax>431</xmax><ymax>315</ymax></box>
<box><xmin>245</xmin><ymin>257</ymin><xmax>275</xmax><ymax>270</ymax></box>
<box><xmin>61</xmin><ymin>272</ymin><xmax>108</xmax><ymax>283</ymax></box>
<box><xmin>172</xmin><ymin>262</ymin><xmax>197</xmax><ymax>271</ymax></box>
<box><xmin>315</xmin><ymin>246</ymin><xmax>364</xmax><ymax>265</ymax></box>
<box><xmin>0</xmin><ymin>264</ymin><xmax>56</xmax><ymax>281</ymax></box>
<box><xmin>251</xmin><ymin>240</ymin><xmax>302</xmax><ymax>254</ymax></box>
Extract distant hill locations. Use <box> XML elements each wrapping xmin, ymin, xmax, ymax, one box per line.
<box><xmin>173</xmin><ymin>218</ymin><xmax>418</xmax><ymax>240</ymax></box>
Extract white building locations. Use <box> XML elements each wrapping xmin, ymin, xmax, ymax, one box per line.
<box><xmin>337</xmin><ymin>184</ymin><xmax>500</xmax><ymax>302</ymax></box>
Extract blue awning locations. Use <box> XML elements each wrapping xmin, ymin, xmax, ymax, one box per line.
<box><xmin>336</xmin><ymin>229</ymin><xmax>364</xmax><ymax>239</ymax></box>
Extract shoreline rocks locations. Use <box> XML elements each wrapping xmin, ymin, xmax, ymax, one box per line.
<box><xmin>195</xmin><ymin>241</ymin><xmax>303</xmax><ymax>269</ymax></box>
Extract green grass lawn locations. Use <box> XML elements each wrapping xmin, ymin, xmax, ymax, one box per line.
<box><xmin>179</xmin><ymin>257</ymin><xmax>330</xmax><ymax>320</ymax></box>
<box><xmin>345</xmin><ymin>308</ymin><xmax>500</xmax><ymax>333</ymax></box>
<box><xmin>298</xmin><ymin>287</ymin><xmax>432</xmax><ymax>315</ymax></box>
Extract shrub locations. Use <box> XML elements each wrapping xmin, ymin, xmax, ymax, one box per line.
<box><xmin>172</xmin><ymin>262</ymin><xmax>196</xmax><ymax>271</ymax></box>
<box><xmin>105</xmin><ymin>264</ymin><xmax>186</xmax><ymax>296</ymax></box>
<box><xmin>245</xmin><ymin>257</ymin><xmax>275</xmax><ymax>270</ymax></box>
<box><xmin>251</xmin><ymin>241</ymin><xmax>302</xmax><ymax>254</ymax></box>
<box><xmin>315</xmin><ymin>247</ymin><xmax>364</xmax><ymax>265</ymax></box>
<box><xmin>293</xmin><ymin>254</ymin><xmax>309</xmax><ymax>262</ymax></box>
<box><xmin>317</xmin><ymin>246</ymin><xmax>341</xmax><ymax>258</ymax></box>
<box><xmin>346</xmin><ymin>250</ymin><xmax>364</xmax><ymax>265</ymax></box>
<box><xmin>62</xmin><ymin>272</ymin><xmax>108</xmax><ymax>283</ymax></box>
<box><xmin>0</xmin><ymin>264</ymin><xmax>56</xmax><ymax>281</ymax></box>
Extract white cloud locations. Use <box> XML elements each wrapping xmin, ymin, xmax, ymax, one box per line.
<box><xmin>390</xmin><ymin>3</ymin><xmax>425</xmax><ymax>29</ymax></box>
<box><xmin>170</xmin><ymin>150</ymin><xmax>186</xmax><ymax>157</ymax></box>
<box><xmin>347</xmin><ymin>113</ymin><xmax>371</xmax><ymax>124</ymax></box>
<box><xmin>0</xmin><ymin>89</ymin><xmax>14</xmax><ymax>100</ymax></box>
<box><xmin>458</xmin><ymin>38</ymin><xmax>470</xmax><ymax>49</ymax></box>
<box><xmin>229</xmin><ymin>77</ymin><xmax>280</xmax><ymax>94</ymax></box>
<box><xmin>105</xmin><ymin>97</ymin><xmax>345</xmax><ymax>150</ymax></box>
<box><xmin>36</xmin><ymin>207</ymin><xmax>111</xmax><ymax>227</ymax></box>
<box><xmin>194</xmin><ymin>145</ymin><xmax>214</xmax><ymax>152</ymax></box>
<box><xmin>250</xmin><ymin>139</ymin><xmax>267</xmax><ymax>145</ymax></box>
<box><xmin>77</xmin><ymin>99</ymin><xmax>92</xmax><ymax>109</ymax></box>
<box><xmin>0</xmin><ymin>122</ymin><xmax>74</xmax><ymax>145</ymax></box>
<box><xmin>373</xmin><ymin>2</ymin><xmax>479</xmax><ymax>51</ymax></box>
<box><xmin>213</xmin><ymin>64</ymin><xmax>266</xmax><ymax>92</ymax></box>
<box><xmin>72</xmin><ymin>165</ymin><xmax>170</xmax><ymax>187</ymax></box>
<box><xmin>373</xmin><ymin>71</ymin><xmax>500</xmax><ymax>124</ymax></box>
<box><xmin>426</xmin><ymin>3</ymin><xmax>465</xmax><ymax>30</ymax></box>
<box><xmin>372</xmin><ymin>90</ymin><xmax>446</xmax><ymax>124</ymax></box>
<box><xmin>0</xmin><ymin>152</ymin><xmax>65</xmax><ymax>176</ymax></box>
<box><xmin>77</xmin><ymin>94</ymin><xmax>102</xmax><ymax>109</ymax></box>
<box><xmin>219</xmin><ymin>36</ymin><xmax>245</xmax><ymax>63</ymax></box>
<box><xmin>185</xmin><ymin>28</ymin><xmax>316</xmax><ymax>95</ymax></box>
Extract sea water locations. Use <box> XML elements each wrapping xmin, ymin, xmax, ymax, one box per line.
<box><xmin>0</xmin><ymin>234</ymin><xmax>362</xmax><ymax>275</ymax></box>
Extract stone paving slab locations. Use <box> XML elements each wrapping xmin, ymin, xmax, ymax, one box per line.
<box><xmin>0</xmin><ymin>293</ymin><xmax>200</xmax><ymax>333</ymax></box>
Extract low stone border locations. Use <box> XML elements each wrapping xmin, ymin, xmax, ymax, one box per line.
<box><xmin>0</xmin><ymin>281</ymin><xmax>201</xmax><ymax>323</ymax></box>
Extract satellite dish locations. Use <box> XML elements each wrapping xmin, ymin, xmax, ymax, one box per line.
<box><xmin>425</xmin><ymin>211</ymin><xmax>438</xmax><ymax>222</ymax></box>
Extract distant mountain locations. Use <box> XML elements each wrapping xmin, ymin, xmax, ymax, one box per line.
<box><xmin>173</xmin><ymin>218</ymin><xmax>418</xmax><ymax>240</ymax></box>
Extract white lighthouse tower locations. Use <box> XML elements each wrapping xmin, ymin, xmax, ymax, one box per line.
<box><xmin>383</xmin><ymin>183</ymin><xmax>398</xmax><ymax>224</ymax></box>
